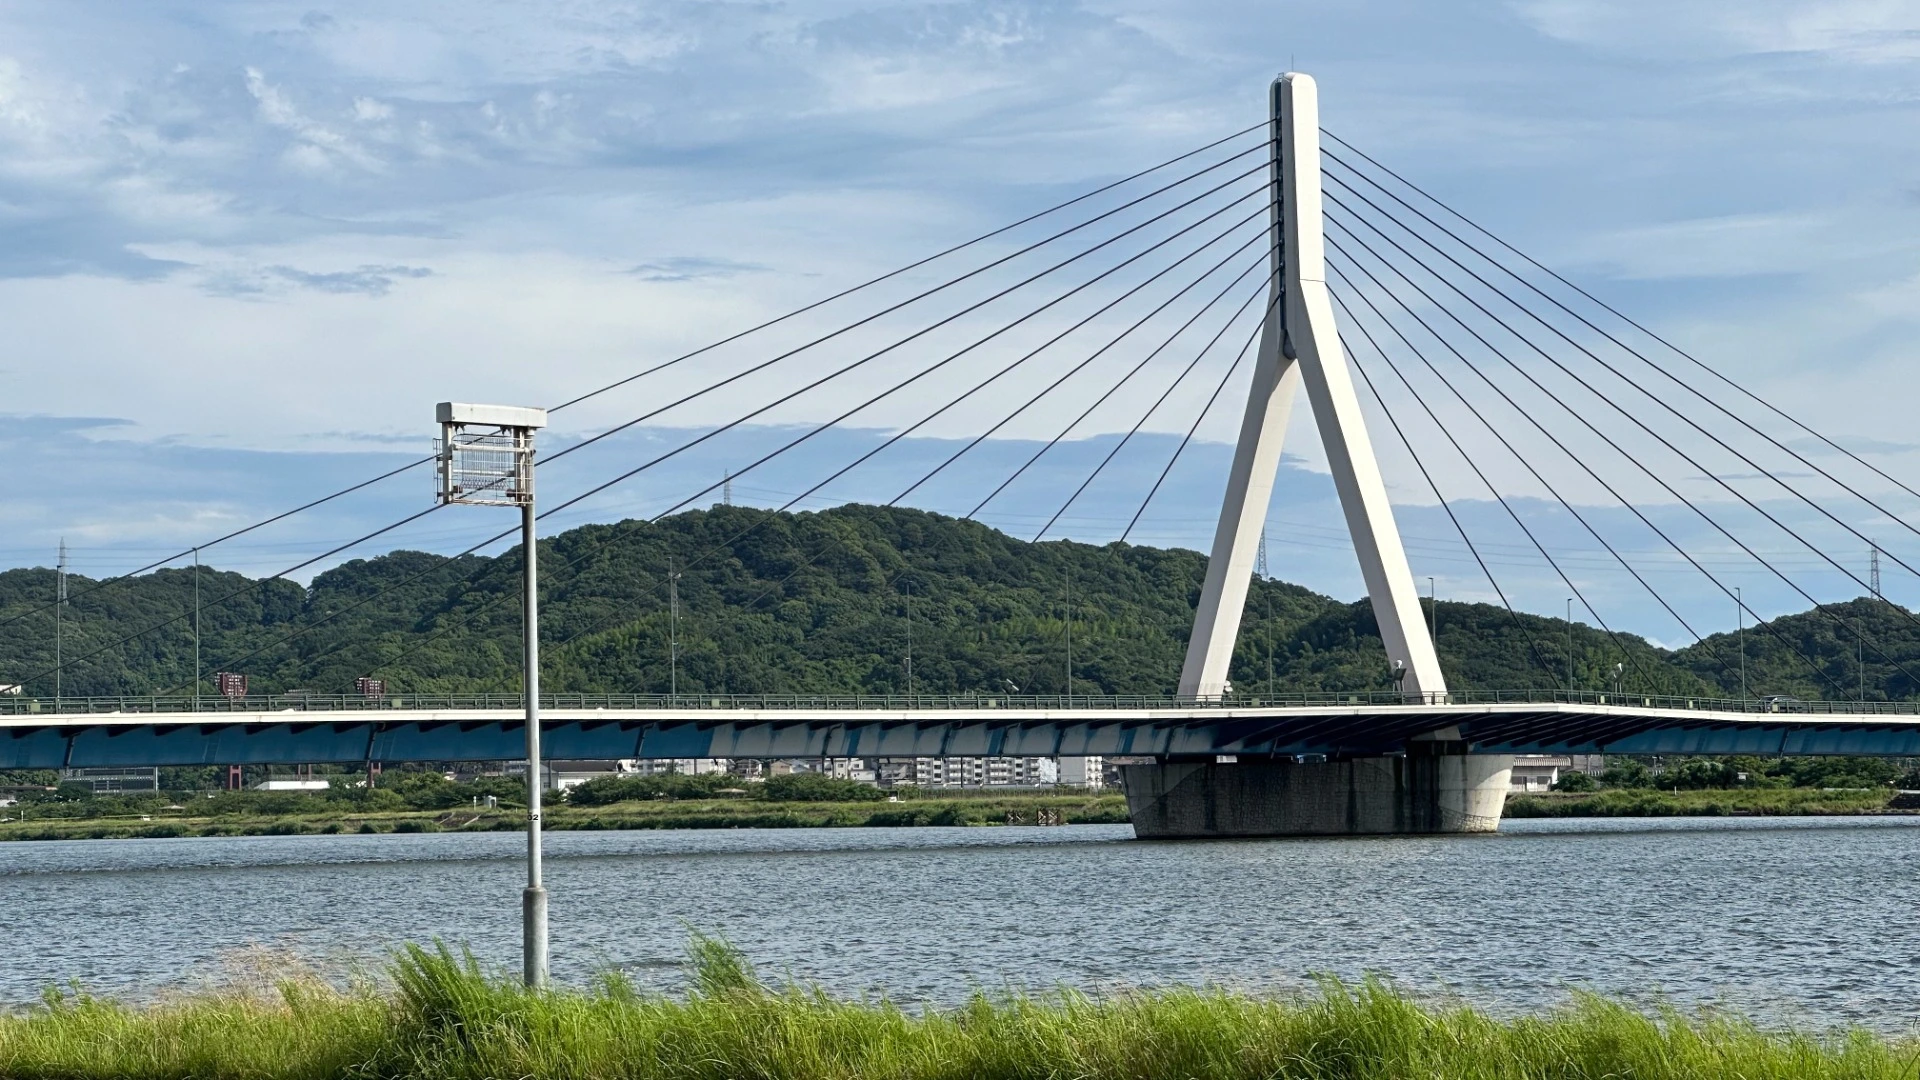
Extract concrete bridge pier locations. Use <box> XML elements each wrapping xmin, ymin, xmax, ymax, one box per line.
<box><xmin>1121</xmin><ymin>746</ymin><xmax>1513</xmax><ymax>838</ymax></box>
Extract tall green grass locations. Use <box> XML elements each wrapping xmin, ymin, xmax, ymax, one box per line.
<box><xmin>2</xmin><ymin>937</ymin><xmax>1912</xmax><ymax>1078</ymax></box>
<box><xmin>1506</xmin><ymin>787</ymin><xmax>1893</xmax><ymax>817</ymax></box>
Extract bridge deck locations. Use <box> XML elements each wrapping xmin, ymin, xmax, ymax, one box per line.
<box><xmin>5</xmin><ymin>695</ymin><xmax>1919</xmax><ymax>766</ymax></box>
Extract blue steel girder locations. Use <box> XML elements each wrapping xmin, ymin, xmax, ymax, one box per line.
<box><xmin>1462</xmin><ymin>710</ymin><xmax>1658</xmax><ymax>752</ymax></box>
<box><xmin>1210</xmin><ymin>712</ymin><xmax>1441</xmax><ymax>755</ymax></box>
<box><xmin>12</xmin><ymin>706</ymin><xmax>1920</xmax><ymax>765</ymax></box>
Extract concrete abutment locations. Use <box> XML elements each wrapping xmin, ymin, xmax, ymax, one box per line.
<box><xmin>1121</xmin><ymin>749</ymin><xmax>1513</xmax><ymax>838</ymax></box>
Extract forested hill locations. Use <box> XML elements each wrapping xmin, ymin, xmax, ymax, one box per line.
<box><xmin>0</xmin><ymin>503</ymin><xmax>1904</xmax><ymax>701</ymax></box>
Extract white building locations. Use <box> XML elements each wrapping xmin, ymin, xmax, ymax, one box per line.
<box><xmin>628</xmin><ymin>758</ymin><xmax>732</xmax><ymax>777</ymax></box>
<box><xmin>1510</xmin><ymin>757</ymin><xmax>1565</xmax><ymax>792</ymax></box>
<box><xmin>253</xmin><ymin>778</ymin><xmax>330</xmax><ymax>792</ymax></box>
<box><xmin>1509</xmin><ymin>754</ymin><xmax>1606</xmax><ymax>793</ymax></box>
<box><xmin>876</xmin><ymin>756</ymin><xmax>1057</xmax><ymax>787</ymax></box>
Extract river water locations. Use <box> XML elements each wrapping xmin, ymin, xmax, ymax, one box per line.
<box><xmin>3</xmin><ymin>817</ymin><xmax>1917</xmax><ymax>1030</ymax></box>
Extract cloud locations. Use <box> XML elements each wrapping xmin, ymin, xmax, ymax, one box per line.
<box><xmin>1787</xmin><ymin>434</ymin><xmax>1920</xmax><ymax>456</ymax></box>
<box><xmin>194</xmin><ymin>261</ymin><xmax>431</xmax><ymax>298</ymax></box>
<box><xmin>266</xmin><ymin>262</ymin><xmax>432</xmax><ymax>295</ymax></box>
<box><xmin>625</xmin><ymin>256</ymin><xmax>769</xmax><ymax>282</ymax></box>
<box><xmin>1509</xmin><ymin>0</ymin><xmax>1920</xmax><ymax>62</ymax></box>
<box><xmin>1561</xmin><ymin>212</ymin><xmax>1832</xmax><ymax>281</ymax></box>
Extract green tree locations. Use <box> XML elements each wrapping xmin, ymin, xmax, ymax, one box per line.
<box><xmin>1599</xmin><ymin>760</ymin><xmax>1654</xmax><ymax>789</ymax></box>
<box><xmin>1551</xmin><ymin>770</ymin><xmax>1597</xmax><ymax>792</ymax></box>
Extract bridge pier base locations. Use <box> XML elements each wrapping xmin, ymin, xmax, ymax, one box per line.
<box><xmin>1121</xmin><ymin>748</ymin><xmax>1513</xmax><ymax>838</ymax></box>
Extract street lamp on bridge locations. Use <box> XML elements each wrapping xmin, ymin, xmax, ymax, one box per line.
<box><xmin>435</xmin><ymin>401</ymin><xmax>549</xmax><ymax>988</ymax></box>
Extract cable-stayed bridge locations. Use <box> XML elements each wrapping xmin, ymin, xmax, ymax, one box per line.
<box><xmin>6</xmin><ymin>74</ymin><xmax>1919</xmax><ymax>840</ymax></box>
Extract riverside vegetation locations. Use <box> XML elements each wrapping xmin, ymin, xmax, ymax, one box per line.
<box><xmin>2</xmin><ymin>936</ymin><xmax>1916</xmax><ymax>1080</ymax></box>
<box><xmin>0</xmin><ymin>769</ymin><xmax>1128</xmax><ymax>842</ymax></box>
<box><xmin>6</xmin><ymin>754</ymin><xmax>1916</xmax><ymax>841</ymax></box>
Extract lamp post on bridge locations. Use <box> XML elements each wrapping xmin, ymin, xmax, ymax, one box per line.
<box><xmin>435</xmin><ymin>401</ymin><xmax>550</xmax><ymax>988</ymax></box>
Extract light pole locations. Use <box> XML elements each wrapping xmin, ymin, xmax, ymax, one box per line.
<box><xmin>668</xmin><ymin>558</ymin><xmax>680</xmax><ymax>702</ymax></box>
<box><xmin>192</xmin><ymin>547</ymin><xmax>201</xmax><ymax>711</ymax></box>
<box><xmin>436</xmin><ymin>401</ymin><xmax>549</xmax><ymax>988</ymax></box>
<box><xmin>1427</xmin><ymin>576</ymin><xmax>1437</xmax><ymax>677</ymax></box>
<box><xmin>1063</xmin><ymin>566</ymin><xmax>1073</xmax><ymax>707</ymax></box>
<box><xmin>54</xmin><ymin>539</ymin><xmax>66</xmax><ymax>707</ymax></box>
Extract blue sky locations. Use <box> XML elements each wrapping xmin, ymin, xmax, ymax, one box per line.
<box><xmin>4</xmin><ymin>1</ymin><xmax>1920</xmax><ymax>645</ymax></box>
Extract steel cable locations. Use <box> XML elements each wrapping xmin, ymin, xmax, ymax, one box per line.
<box><xmin>1340</xmin><ymin>326</ymin><xmax>1562</xmax><ymax>685</ymax></box>
<box><xmin>1328</xmin><ymin>265</ymin><xmax>1740</xmax><ymax>685</ymax></box>
<box><xmin>1335</xmin><ymin>286</ymin><xmax>1673</xmax><ymax>692</ymax></box>
<box><xmin>1121</xmin><ymin>289</ymin><xmax>1282</xmax><ymax>542</ymax></box>
<box><xmin>36</xmin><ymin>169</ymin><xmax>1268</xmax><ymax>697</ymax></box>
<box><xmin>371</xmin><ymin>254</ymin><xmax>1271</xmax><ymax>687</ymax></box>
<box><xmin>1321</xmin><ymin>170</ymin><xmax>1920</xmax><ymax>600</ymax></box>
<box><xmin>1326</xmin><ymin>220</ymin><xmax>1871</xmax><ymax>697</ymax></box>
<box><xmin>1322</xmin><ymin>130</ymin><xmax>1920</xmax><ymax>515</ymax></box>
<box><xmin>163</xmin><ymin>200</ymin><xmax>1271</xmax><ymax>693</ymax></box>
<box><xmin>1</xmin><ymin>125</ymin><xmax>1270</xmax><ymax>641</ymax></box>
<box><xmin>1324</xmin><ymin>202</ymin><xmax>1920</xmax><ymax>681</ymax></box>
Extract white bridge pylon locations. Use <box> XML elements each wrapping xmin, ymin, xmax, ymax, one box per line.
<box><xmin>1180</xmin><ymin>73</ymin><xmax>1444</xmax><ymax>701</ymax></box>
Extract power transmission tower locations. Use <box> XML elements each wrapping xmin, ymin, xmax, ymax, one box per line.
<box><xmin>55</xmin><ymin>539</ymin><xmax>67</xmax><ymax>703</ymax></box>
<box><xmin>1870</xmin><ymin>544</ymin><xmax>1881</xmax><ymax>600</ymax></box>
<box><xmin>722</xmin><ymin>471</ymin><xmax>732</xmax><ymax>507</ymax></box>
<box><xmin>1255</xmin><ymin>526</ymin><xmax>1269</xmax><ymax>580</ymax></box>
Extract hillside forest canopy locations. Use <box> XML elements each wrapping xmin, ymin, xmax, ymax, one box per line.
<box><xmin>1</xmin><ymin>504</ymin><xmax>1911</xmax><ymax>702</ymax></box>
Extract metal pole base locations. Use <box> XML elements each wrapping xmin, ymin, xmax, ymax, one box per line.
<box><xmin>522</xmin><ymin>885</ymin><xmax>549</xmax><ymax>988</ymax></box>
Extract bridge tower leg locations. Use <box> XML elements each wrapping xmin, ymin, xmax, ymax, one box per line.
<box><xmin>1130</xmin><ymin>72</ymin><xmax>1511</xmax><ymax>838</ymax></box>
<box><xmin>1182</xmin><ymin>72</ymin><xmax>1440</xmax><ymax>702</ymax></box>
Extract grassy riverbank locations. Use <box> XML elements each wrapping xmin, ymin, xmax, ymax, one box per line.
<box><xmin>2</xmin><ymin>939</ymin><xmax>1912</xmax><ymax>1079</ymax></box>
<box><xmin>0</xmin><ymin>792</ymin><xmax>1131</xmax><ymax>842</ymax></box>
<box><xmin>1506</xmin><ymin>786</ymin><xmax>1901</xmax><ymax>817</ymax></box>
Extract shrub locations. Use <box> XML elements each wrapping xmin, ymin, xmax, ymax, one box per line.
<box><xmin>568</xmin><ymin>773</ymin><xmax>737</xmax><ymax>806</ymax></box>
<box><xmin>761</xmin><ymin>773</ymin><xmax>884</xmax><ymax>803</ymax></box>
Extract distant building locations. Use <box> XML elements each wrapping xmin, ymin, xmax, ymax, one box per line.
<box><xmin>252</xmin><ymin>778</ymin><xmax>330</xmax><ymax>792</ymax></box>
<box><xmin>1510</xmin><ymin>756</ymin><xmax>1570</xmax><ymax>792</ymax></box>
<box><xmin>61</xmin><ymin>767</ymin><xmax>160</xmax><ymax>794</ymax></box>
<box><xmin>1056</xmin><ymin>756</ymin><xmax>1107</xmax><ymax>788</ymax></box>
<box><xmin>877</xmin><ymin>757</ymin><xmax>1057</xmax><ymax>787</ymax></box>
<box><xmin>1509</xmin><ymin>754</ymin><xmax>1607</xmax><ymax>792</ymax></box>
<box><xmin>629</xmin><ymin>758</ymin><xmax>733</xmax><ymax>778</ymax></box>
<box><xmin>509</xmin><ymin>758</ymin><xmax>737</xmax><ymax>791</ymax></box>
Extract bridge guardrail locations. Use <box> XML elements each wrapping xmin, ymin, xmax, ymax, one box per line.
<box><xmin>0</xmin><ymin>689</ymin><xmax>1909</xmax><ymax>718</ymax></box>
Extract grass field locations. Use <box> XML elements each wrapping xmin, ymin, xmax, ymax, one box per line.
<box><xmin>1</xmin><ymin>938</ymin><xmax>1912</xmax><ymax>1079</ymax></box>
